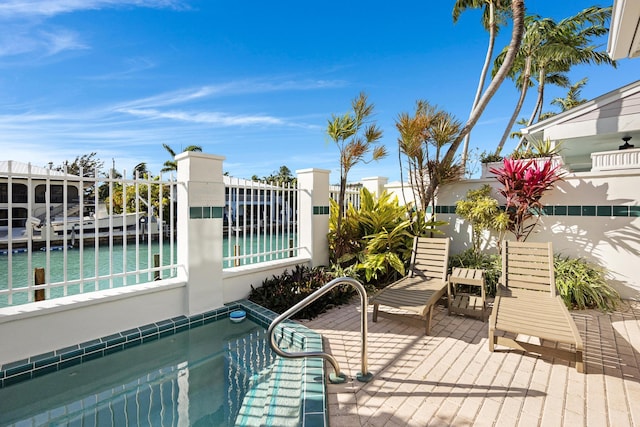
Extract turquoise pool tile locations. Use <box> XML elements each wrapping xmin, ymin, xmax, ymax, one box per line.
<box><xmin>3</xmin><ymin>358</ymin><xmax>30</xmax><ymax>371</ymax></box>
<box><xmin>123</xmin><ymin>338</ymin><xmax>142</xmax><ymax>349</ymax></box>
<box><xmin>159</xmin><ymin>330</ymin><xmax>174</xmax><ymax>339</ymax></box>
<box><xmin>84</xmin><ymin>342</ymin><xmax>106</xmax><ymax>353</ymax></box>
<box><xmin>597</xmin><ymin>206</ymin><xmax>612</xmax><ymax>217</ymax></box>
<box><xmin>139</xmin><ymin>324</ymin><xmax>158</xmax><ymax>337</ymax></box>
<box><xmin>582</xmin><ymin>205</ymin><xmax>596</xmax><ymax>216</ymax></box>
<box><xmin>59</xmin><ymin>357</ymin><xmax>81</xmax><ymax>370</ymax></box>
<box><xmin>568</xmin><ymin>206</ymin><xmax>581</xmax><ymax>216</ymax></box>
<box><xmin>29</xmin><ymin>351</ymin><xmax>54</xmax><ymax>361</ymax></box>
<box><xmin>304</xmin><ymin>392</ymin><xmax>325</xmax><ymax>412</ymax></box>
<box><xmin>304</xmin><ymin>413</ymin><xmax>327</xmax><ymax>427</ymax></box>
<box><xmin>122</xmin><ymin>328</ymin><xmax>141</xmax><ymax>340</ymax></box>
<box><xmin>4</xmin><ymin>372</ymin><xmax>31</xmax><ymax>387</ymax></box>
<box><xmin>105</xmin><ymin>344</ymin><xmax>124</xmax><ymax>355</ymax></box>
<box><xmin>305</xmin><ymin>381</ymin><xmax>324</xmax><ymax>394</ymax></box>
<box><xmin>82</xmin><ymin>351</ymin><xmax>103</xmax><ymax>363</ymax></box>
<box><xmin>33</xmin><ymin>355</ymin><xmax>60</xmax><ymax>369</ymax></box>
<box><xmin>613</xmin><ymin>206</ymin><xmax>629</xmax><ymax>216</ymax></box>
<box><xmin>60</xmin><ymin>348</ymin><xmax>83</xmax><ymax>360</ymax></box>
<box><xmin>4</xmin><ymin>362</ymin><xmax>33</xmax><ymax>377</ymax></box>
<box><xmin>142</xmin><ymin>335</ymin><xmax>158</xmax><ymax>344</ymax></box>
<box><xmin>630</xmin><ymin>206</ymin><xmax>640</xmax><ymax>217</ymax></box>
<box><xmin>33</xmin><ymin>364</ymin><xmax>58</xmax><ymax>378</ymax></box>
<box><xmin>211</xmin><ymin>206</ymin><xmax>223</xmax><ymax>218</ymax></box>
<box><xmin>542</xmin><ymin>206</ymin><xmax>553</xmax><ymax>215</ymax></box>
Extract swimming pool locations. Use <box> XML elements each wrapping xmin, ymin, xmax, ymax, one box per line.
<box><xmin>0</xmin><ymin>301</ymin><xmax>327</xmax><ymax>426</ymax></box>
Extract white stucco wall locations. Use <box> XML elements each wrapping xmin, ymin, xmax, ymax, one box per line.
<box><xmin>438</xmin><ymin>170</ymin><xmax>640</xmax><ymax>300</ymax></box>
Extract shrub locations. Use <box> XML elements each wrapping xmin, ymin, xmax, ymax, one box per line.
<box><xmin>449</xmin><ymin>249</ymin><xmax>501</xmax><ymax>297</ymax></box>
<box><xmin>490</xmin><ymin>158</ymin><xmax>563</xmax><ymax>241</ymax></box>
<box><xmin>554</xmin><ymin>255</ymin><xmax>621</xmax><ymax>311</ymax></box>
<box><xmin>248</xmin><ymin>265</ymin><xmax>354</xmax><ymax>319</ymax></box>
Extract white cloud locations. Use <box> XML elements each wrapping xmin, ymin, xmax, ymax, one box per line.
<box><xmin>0</xmin><ymin>27</ymin><xmax>87</xmax><ymax>58</ymax></box>
<box><xmin>0</xmin><ymin>0</ymin><xmax>185</xmax><ymax>19</ymax></box>
<box><xmin>120</xmin><ymin>108</ymin><xmax>286</xmax><ymax>126</ymax></box>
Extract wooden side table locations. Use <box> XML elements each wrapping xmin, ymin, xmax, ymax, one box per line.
<box><xmin>448</xmin><ymin>267</ymin><xmax>486</xmax><ymax>321</ymax></box>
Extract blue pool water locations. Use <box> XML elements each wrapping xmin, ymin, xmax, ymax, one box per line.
<box><xmin>0</xmin><ymin>316</ymin><xmax>303</xmax><ymax>426</ymax></box>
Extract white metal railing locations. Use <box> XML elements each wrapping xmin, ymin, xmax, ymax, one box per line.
<box><xmin>591</xmin><ymin>148</ymin><xmax>640</xmax><ymax>172</ymax></box>
<box><xmin>0</xmin><ymin>161</ymin><xmax>178</xmax><ymax>307</ymax></box>
<box><xmin>223</xmin><ymin>177</ymin><xmax>299</xmax><ymax>268</ymax></box>
<box><xmin>329</xmin><ymin>185</ymin><xmax>361</xmax><ymax>210</ymax></box>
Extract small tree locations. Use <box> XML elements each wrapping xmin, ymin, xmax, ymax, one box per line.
<box><xmin>490</xmin><ymin>158</ymin><xmax>563</xmax><ymax>241</ymax></box>
<box><xmin>327</xmin><ymin>92</ymin><xmax>386</xmax><ymax>259</ymax></box>
<box><xmin>455</xmin><ymin>185</ymin><xmax>508</xmax><ymax>254</ymax></box>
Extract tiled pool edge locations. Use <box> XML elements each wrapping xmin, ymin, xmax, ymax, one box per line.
<box><xmin>0</xmin><ymin>299</ymin><xmax>328</xmax><ymax>427</ymax></box>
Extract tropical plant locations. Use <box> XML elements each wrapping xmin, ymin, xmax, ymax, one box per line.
<box><xmin>479</xmin><ymin>151</ymin><xmax>504</xmax><ymax>164</ymax></box>
<box><xmin>551</xmin><ymin>77</ymin><xmax>589</xmax><ymax>112</ymax></box>
<box><xmin>424</xmin><ymin>0</ymin><xmax>525</xmax><ymax>205</ymax></box>
<box><xmin>452</xmin><ymin>0</ymin><xmax>512</xmax><ymax>170</ymax></box>
<box><xmin>455</xmin><ymin>185</ymin><xmax>509</xmax><ymax>254</ymax></box>
<box><xmin>510</xmin><ymin>137</ymin><xmax>564</xmax><ymax>159</ymax></box>
<box><xmin>326</xmin><ymin>92</ymin><xmax>386</xmax><ymax>259</ymax></box>
<box><xmin>490</xmin><ymin>157</ymin><xmax>563</xmax><ymax>241</ymax></box>
<box><xmin>396</xmin><ymin>101</ymin><xmax>464</xmax><ymax>214</ymax></box>
<box><xmin>160</xmin><ymin>143</ymin><xmax>203</xmax><ymax>173</ymax></box>
<box><xmin>494</xmin><ymin>7</ymin><xmax>614</xmax><ymax>155</ymax></box>
<box><xmin>327</xmin><ymin>188</ymin><xmax>444</xmax><ymax>286</ymax></box>
<box><xmin>554</xmin><ymin>255</ymin><xmax>621</xmax><ymax>311</ymax></box>
<box><xmin>248</xmin><ymin>265</ymin><xmax>352</xmax><ymax>319</ymax></box>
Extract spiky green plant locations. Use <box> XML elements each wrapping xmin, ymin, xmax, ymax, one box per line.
<box><xmin>554</xmin><ymin>255</ymin><xmax>620</xmax><ymax>311</ymax></box>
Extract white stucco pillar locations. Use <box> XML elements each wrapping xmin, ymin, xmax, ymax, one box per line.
<box><xmin>176</xmin><ymin>152</ymin><xmax>225</xmax><ymax>315</ymax></box>
<box><xmin>361</xmin><ymin>176</ymin><xmax>388</xmax><ymax>197</ymax></box>
<box><xmin>296</xmin><ymin>168</ymin><xmax>330</xmax><ymax>267</ymax></box>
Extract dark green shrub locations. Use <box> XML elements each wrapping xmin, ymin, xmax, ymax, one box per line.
<box><xmin>449</xmin><ymin>248</ymin><xmax>501</xmax><ymax>297</ymax></box>
<box><xmin>554</xmin><ymin>255</ymin><xmax>621</xmax><ymax>311</ymax></box>
<box><xmin>248</xmin><ymin>265</ymin><xmax>354</xmax><ymax>319</ymax></box>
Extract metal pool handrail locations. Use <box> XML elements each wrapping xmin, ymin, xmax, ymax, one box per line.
<box><xmin>267</xmin><ymin>276</ymin><xmax>373</xmax><ymax>383</ymax></box>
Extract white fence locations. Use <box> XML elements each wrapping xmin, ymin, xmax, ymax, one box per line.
<box><xmin>0</xmin><ymin>161</ymin><xmax>178</xmax><ymax>307</ymax></box>
<box><xmin>223</xmin><ymin>177</ymin><xmax>300</xmax><ymax>268</ymax></box>
<box><xmin>329</xmin><ymin>184</ymin><xmax>361</xmax><ymax>211</ymax></box>
<box><xmin>0</xmin><ymin>163</ymin><xmax>305</xmax><ymax>307</ymax></box>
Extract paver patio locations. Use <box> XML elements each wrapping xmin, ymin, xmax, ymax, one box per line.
<box><xmin>303</xmin><ymin>299</ymin><xmax>640</xmax><ymax>426</ymax></box>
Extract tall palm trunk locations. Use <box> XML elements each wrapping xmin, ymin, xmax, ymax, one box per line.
<box><xmin>461</xmin><ymin>0</ymin><xmax>497</xmax><ymax>169</ymax></box>
<box><xmin>427</xmin><ymin>0</ymin><xmax>525</xmax><ymax>204</ymax></box>
<box><xmin>515</xmin><ymin>66</ymin><xmax>546</xmax><ymax>152</ymax></box>
<box><xmin>495</xmin><ymin>54</ymin><xmax>532</xmax><ymax>155</ymax></box>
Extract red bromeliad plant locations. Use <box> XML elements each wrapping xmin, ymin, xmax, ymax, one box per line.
<box><xmin>490</xmin><ymin>158</ymin><xmax>563</xmax><ymax>241</ymax></box>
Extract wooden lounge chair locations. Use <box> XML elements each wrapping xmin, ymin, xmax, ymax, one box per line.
<box><xmin>370</xmin><ymin>237</ymin><xmax>450</xmax><ymax>335</ymax></box>
<box><xmin>488</xmin><ymin>241</ymin><xmax>584</xmax><ymax>373</ymax></box>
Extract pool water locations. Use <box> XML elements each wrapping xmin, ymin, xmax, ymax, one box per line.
<box><xmin>0</xmin><ymin>317</ymin><xmax>286</xmax><ymax>426</ymax></box>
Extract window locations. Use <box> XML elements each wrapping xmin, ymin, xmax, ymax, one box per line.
<box><xmin>0</xmin><ymin>183</ymin><xmax>28</xmax><ymax>203</ymax></box>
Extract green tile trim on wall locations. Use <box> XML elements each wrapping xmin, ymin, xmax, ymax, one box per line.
<box><xmin>313</xmin><ymin>206</ymin><xmax>330</xmax><ymax>215</ymax></box>
<box><xmin>189</xmin><ymin>206</ymin><xmax>224</xmax><ymax>219</ymax></box>
<box><xmin>433</xmin><ymin>204</ymin><xmax>640</xmax><ymax>218</ymax></box>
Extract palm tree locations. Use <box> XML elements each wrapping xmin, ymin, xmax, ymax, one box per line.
<box><xmin>133</xmin><ymin>162</ymin><xmax>150</xmax><ymax>179</ymax></box>
<box><xmin>327</xmin><ymin>92</ymin><xmax>386</xmax><ymax>241</ymax></box>
<box><xmin>423</xmin><ymin>0</ymin><xmax>525</xmax><ymax>205</ymax></box>
<box><xmin>453</xmin><ymin>0</ymin><xmax>511</xmax><ymax>170</ymax></box>
<box><xmin>551</xmin><ymin>77</ymin><xmax>589</xmax><ymax>112</ymax></box>
<box><xmin>160</xmin><ymin>144</ymin><xmax>203</xmax><ymax>173</ymax></box>
<box><xmin>494</xmin><ymin>6</ymin><xmax>614</xmax><ymax>155</ymax></box>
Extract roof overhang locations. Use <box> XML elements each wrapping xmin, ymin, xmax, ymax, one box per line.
<box><xmin>608</xmin><ymin>0</ymin><xmax>640</xmax><ymax>60</ymax></box>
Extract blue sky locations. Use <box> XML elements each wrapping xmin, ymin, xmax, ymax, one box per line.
<box><xmin>1</xmin><ymin>0</ymin><xmax>639</xmax><ymax>182</ymax></box>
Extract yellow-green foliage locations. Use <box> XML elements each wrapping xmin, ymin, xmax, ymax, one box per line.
<box><xmin>455</xmin><ymin>185</ymin><xmax>508</xmax><ymax>253</ymax></box>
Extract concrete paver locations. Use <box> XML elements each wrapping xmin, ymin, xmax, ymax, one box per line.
<box><xmin>303</xmin><ymin>299</ymin><xmax>640</xmax><ymax>426</ymax></box>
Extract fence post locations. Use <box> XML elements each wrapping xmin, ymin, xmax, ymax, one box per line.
<box><xmin>34</xmin><ymin>267</ymin><xmax>45</xmax><ymax>301</ymax></box>
<box><xmin>360</xmin><ymin>176</ymin><xmax>388</xmax><ymax>198</ymax></box>
<box><xmin>176</xmin><ymin>152</ymin><xmax>226</xmax><ymax>315</ymax></box>
<box><xmin>296</xmin><ymin>168</ymin><xmax>330</xmax><ymax>267</ymax></box>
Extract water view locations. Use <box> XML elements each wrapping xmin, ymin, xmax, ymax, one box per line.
<box><xmin>0</xmin><ymin>234</ymin><xmax>298</xmax><ymax>308</ymax></box>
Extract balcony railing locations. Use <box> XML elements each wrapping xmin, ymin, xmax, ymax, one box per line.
<box><xmin>591</xmin><ymin>148</ymin><xmax>640</xmax><ymax>172</ymax></box>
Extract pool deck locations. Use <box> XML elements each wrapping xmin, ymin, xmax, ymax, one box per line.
<box><xmin>303</xmin><ymin>299</ymin><xmax>640</xmax><ymax>427</ymax></box>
